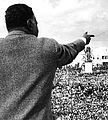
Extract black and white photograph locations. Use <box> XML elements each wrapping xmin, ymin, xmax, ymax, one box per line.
<box><xmin>0</xmin><ymin>0</ymin><xmax>108</xmax><ymax>120</ymax></box>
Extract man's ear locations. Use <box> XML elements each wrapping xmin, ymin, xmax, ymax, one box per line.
<box><xmin>27</xmin><ymin>18</ymin><xmax>33</xmax><ymax>30</ymax></box>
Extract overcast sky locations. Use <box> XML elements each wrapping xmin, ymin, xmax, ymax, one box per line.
<box><xmin>0</xmin><ymin>0</ymin><xmax>108</xmax><ymax>49</ymax></box>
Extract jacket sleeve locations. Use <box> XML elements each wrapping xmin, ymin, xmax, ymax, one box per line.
<box><xmin>54</xmin><ymin>39</ymin><xmax>85</xmax><ymax>68</ymax></box>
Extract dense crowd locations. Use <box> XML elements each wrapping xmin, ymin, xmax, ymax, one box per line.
<box><xmin>51</xmin><ymin>66</ymin><xmax>108</xmax><ymax>120</ymax></box>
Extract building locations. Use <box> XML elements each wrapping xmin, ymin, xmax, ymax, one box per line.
<box><xmin>92</xmin><ymin>47</ymin><xmax>108</xmax><ymax>67</ymax></box>
<box><xmin>71</xmin><ymin>47</ymin><xmax>108</xmax><ymax>69</ymax></box>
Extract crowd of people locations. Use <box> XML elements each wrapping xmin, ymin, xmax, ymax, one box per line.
<box><xmin>51</xmin><ymin>66</ymin><xmax>108</xmax><ymax>120</ymax></box>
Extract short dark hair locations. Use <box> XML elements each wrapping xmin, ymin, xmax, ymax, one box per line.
<box><xmin>5</xmin><ymin>4</ymin><xmax>34</xmax><ymax>31</ymax></box>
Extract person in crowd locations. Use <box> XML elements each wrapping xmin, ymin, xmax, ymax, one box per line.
<box><xmin>0</xmin><ymin>3</ymin><xmax>94</xmax><ymax>120</ymax></box>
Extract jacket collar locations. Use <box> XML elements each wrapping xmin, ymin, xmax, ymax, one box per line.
<box><xmin>7</xmin><ymin>30</ymin><xmax>26</xmax><ymax>36</ymax></box>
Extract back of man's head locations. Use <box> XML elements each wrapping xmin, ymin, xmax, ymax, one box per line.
<box><xmin>5</xmin><ymin>4</ymin><xmax>34</xmax><ymax>31</ymax></box>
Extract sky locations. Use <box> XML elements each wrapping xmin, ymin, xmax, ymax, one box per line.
<box><xmin>0</xmin><ymin>0</ymin><xmax>108</xmax><ymax>49</ymax></box>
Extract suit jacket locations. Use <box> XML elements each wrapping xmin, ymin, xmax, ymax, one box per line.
<box><xmin>0</xmin><ymin>30</ymin><xmax>85</xmax><ymax>120</ymax></box>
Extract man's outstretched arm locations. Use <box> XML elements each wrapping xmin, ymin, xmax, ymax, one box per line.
<box><xmin>55</xmin><ymin>32</ymin><xmax>95</xmax><ymax>68</ymax></box>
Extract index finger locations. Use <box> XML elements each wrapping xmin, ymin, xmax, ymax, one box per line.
<box><xmin>90</xmin><ymin>35</ymin><xmax>95</xmax><ymax>37</ymax></box>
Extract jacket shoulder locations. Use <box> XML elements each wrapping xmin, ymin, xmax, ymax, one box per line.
<box><xmin>37</xmin><ymin>37</ymin><xmax>58</xmax><ymax>52</ymax></box>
